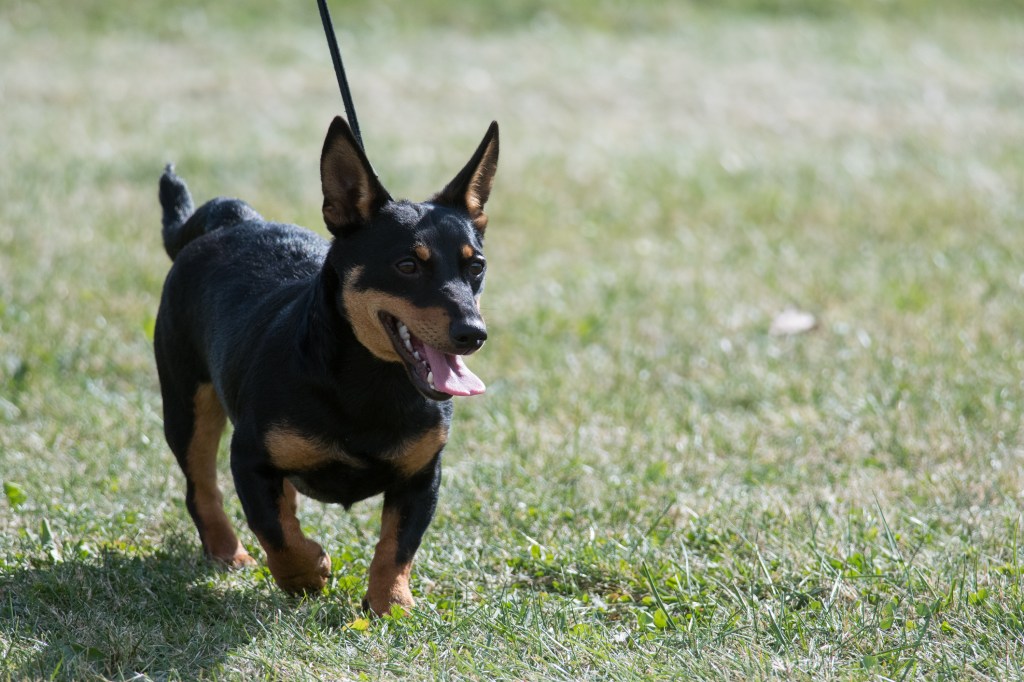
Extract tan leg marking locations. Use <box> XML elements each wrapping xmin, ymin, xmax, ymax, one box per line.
<box><xmin>282</xmin><ymin>478</ymin><xmax>299</xmax><ymax>516</ymax></box>
<box><xmin>187</xmin><ymin>384</ymin><xmax>255</xmax><ymax>568</ymax></box>
<box><xmin>364</xmin><ymin>505</ymin><xmax>414</xmax><ymax>615</ymax></box>
<box><xmin>257</xmin><ymin>483</ymin><xmax>331</xmax><ymax>595</ymax></box>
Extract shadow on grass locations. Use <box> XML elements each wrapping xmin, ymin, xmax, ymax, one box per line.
<box><xmin>0</xmin><ymin>542</ymin><xmax>275</xmax><ymax>680</ymax></box>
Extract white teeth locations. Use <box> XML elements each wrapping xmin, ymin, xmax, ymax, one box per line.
<box><xmin>397</xmin><ymin>322</ymin><xmax>414</xmax><ymax>352</ymax></box>
<box><xmin>397</xmin><ymin>320</ymin><xmax>432</xmax><ymax>388</ymax></box>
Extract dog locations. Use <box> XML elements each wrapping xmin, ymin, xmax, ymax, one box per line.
<box><xmin>153</xmin><ymin>116</ymin><xmax>498</xmax><ymax>615</ymax></box>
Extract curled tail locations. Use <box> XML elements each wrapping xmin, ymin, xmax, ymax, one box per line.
<box><xmin>159</xmin><ymin>164</ymin><xmax>196</xmax><ymax>259</ymax></box>
<box><xmin>159</xmin><ymin>164</ymin><xmax>262</xmax><ymax>260</ymax></box>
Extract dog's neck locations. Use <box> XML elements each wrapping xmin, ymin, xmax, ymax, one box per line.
<box><xmin>303</xmin><ymin>266</ymin><xmax>358</xmax><ymax>364</ymax></box>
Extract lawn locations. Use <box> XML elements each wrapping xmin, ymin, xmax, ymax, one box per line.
<box><xmin>2</xmin><ymin>0</ymin><xmax>1024</xmax><ymax>679</ymax></box>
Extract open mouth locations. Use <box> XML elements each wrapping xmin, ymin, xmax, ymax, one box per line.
<box><xmin>380</xmin><ymin>312</ymin><xmax>486</xmax><ymax>400</ymax></box>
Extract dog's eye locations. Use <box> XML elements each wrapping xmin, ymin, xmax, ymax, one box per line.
<box><xmin>396</xmin><ymin>258</ymin><xmax>419</xmax><ymax>275</ymax></box>
<box><xmin>468</xmin><ymin>261</ymin><xmax>486</xmax><ymax>277</ymax></box>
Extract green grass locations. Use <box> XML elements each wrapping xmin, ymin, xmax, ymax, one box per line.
<box><xmin>2</xmin><ymin>1</ymin><xmax>1024</xmax><ymax>679</ymax></box>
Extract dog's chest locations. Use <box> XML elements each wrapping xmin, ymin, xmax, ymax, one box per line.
<box><xmin>264</xmin><ymin>423</ymin><xmax>448</xmax><ymax>479</ymax></box>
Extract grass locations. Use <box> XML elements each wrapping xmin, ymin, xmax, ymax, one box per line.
<box><xmin>2</xmin><ymin>0</ymin><xmax>1024</xmax><ymax>679</ymax></box>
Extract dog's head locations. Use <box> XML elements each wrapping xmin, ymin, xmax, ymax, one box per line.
<box><xmin>320</xmin><ymin>116</ymin><xmax>498</xmax><ymax>401</ymax></box>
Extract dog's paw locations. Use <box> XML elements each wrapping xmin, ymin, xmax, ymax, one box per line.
<box><xmin>361</xmin><ymin>585</ymin><xmax>415</xmax><ymax>617</ymax></box>
<box><xmin>267</xmin><ymin>540</ymin><xmax>331</xmax><ymax>595</ymax></box>
<box><xmin>214</xmin><ymin>550</ymin><xmax>258</xmax><ymax>570</ymax></box>
<box><xmin>205</xmin><ymin>541</ymin><xmax>257</xmax><ymax>570</ymax></box>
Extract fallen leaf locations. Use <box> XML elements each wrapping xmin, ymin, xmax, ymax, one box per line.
<box><xmin>770</xmin><ymin>308</ymin><xmax>818</xmax><ymax>336</ymax></box>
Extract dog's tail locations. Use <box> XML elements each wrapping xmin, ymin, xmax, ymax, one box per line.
<box><xmin>159</xmin><ymin>164</ymin><xmax>197</xmax><ymax>260</ymax></box>
<box><xmin>159</xmin><ymin>164</ymin><xmax>261</xmax><ymax>261</ymax></box>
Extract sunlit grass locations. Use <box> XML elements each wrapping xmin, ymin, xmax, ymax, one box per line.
<box><xmin>2</xmin><ymin>1</ymin><xmax>1024</xmax><ymax>679</ymax></box>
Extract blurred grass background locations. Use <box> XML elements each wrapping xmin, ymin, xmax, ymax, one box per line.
<box><xmin>5</xmin><ymin>0</ymin><xmax>1024</xmax><ymax>33</ymax></box>
<box><xmin>2</xmin><ymin>0</ymin><xmax>1024</xmax><ymax>679</ymax></box>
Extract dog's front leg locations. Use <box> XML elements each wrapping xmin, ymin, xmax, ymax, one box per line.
<box><xmin>363</xmin><ymin>454</ymin><xmax>442</xmax><ymax>615</ymax></box>
<box><xmin>231</xmin><ymin>429</ymin><xmax>331</xmax><ymax>595</ymax></box>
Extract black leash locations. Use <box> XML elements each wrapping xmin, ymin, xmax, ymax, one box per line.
<box><xmin>316</xmin><ymin>0</ymin><xmax>364</xmax><ymax>151</ymax></box>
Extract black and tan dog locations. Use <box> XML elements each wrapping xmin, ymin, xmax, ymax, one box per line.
<box><xmin>153</xmin><ymin>117</ymin><xmax>497</xmax><ymax>614</ymax></box>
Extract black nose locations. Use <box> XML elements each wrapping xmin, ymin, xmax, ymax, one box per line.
<box><xmin>450</xmin><ymin>319</ymin><xmax>487</xmax><ymax>352</ymax></box>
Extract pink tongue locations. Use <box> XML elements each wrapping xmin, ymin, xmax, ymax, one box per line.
<box><xmin>420</xmin><ymin>345</ymin><xmax>486</xmax><ymax>396</ymax></box>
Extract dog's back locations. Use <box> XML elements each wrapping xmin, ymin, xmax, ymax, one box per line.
<box><xmin>157</xmin><ymin>163</ymin><xmax>331</xmax><ymax>399</ymax></box>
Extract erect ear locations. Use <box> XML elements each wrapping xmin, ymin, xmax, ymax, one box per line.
<box><xmin>320</xmin><ymin>116</ymin><xmax>392</xmax><ymax>236</ymax></box>
<box><xmin>431</xmin><ymin>121</ymin><xmax>499</xmax><ymax>234</ymax></box>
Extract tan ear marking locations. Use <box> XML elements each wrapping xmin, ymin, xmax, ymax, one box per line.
<box><xmin>320</xmin><ymin>116</ymin><xmax>391</xmax><ymax>234</ymax></box>
<box><xmin>429</xmin><ymin>122</ymin><xmax>499</xmax><ymax>232</ymax></box>
<box><xmin>463</xmin><ymin>137</ymin><xmax>497</xmax><ymax>221</ymax></box>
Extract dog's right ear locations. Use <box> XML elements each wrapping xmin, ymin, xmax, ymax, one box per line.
<box><xmin>320</xmin><ymin>117</ymin><xmax>392</xmax><ymax>236</ymax></box>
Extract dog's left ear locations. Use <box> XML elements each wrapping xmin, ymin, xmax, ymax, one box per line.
<box><xmin>431</xmin><ymin>121</ymin><xmax>499</xmax><ymax>234</ymax></box>
<box><xmin>321</xmin><ymin>116</ymin><xmax>392</xmax><ymax>236</ymax></box>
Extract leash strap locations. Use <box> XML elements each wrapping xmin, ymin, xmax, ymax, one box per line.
<box><xmin>316</xmin><ymin>0</ymin><xmax>364</xmax><ymax>151</ymax></box>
